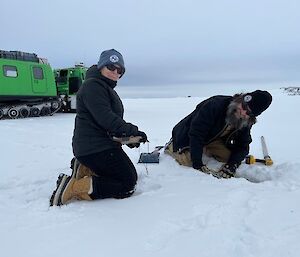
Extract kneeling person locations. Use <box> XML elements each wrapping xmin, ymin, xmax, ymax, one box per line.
<box><xmin>50</xmin><ymin>49</ymin><xmax>147</xmax><ymax>206</ymax></box>
<box><xmin>165</xmin><ymin>90</ymin><xmax>272</xmax><ymax>178</ymax></box>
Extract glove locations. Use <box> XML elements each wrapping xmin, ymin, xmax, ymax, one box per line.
<box><xmin>127</xmin><ymin>143</ymin><xmax>140</xmax><ymax>148</ymax></box>
<box><xmin>197</xmin><ymin>165</ymin><xmax>216</xmax><ymax>175</ymax></box>
<box><xmin>136</xmin><ymin>131</ymin><xmax>148</xmax><ymax>143</ymax></box>
<box><xmin>218</xmin><ymin>163</ymin><xmax>238</xmax><ymax>179</ymax></box>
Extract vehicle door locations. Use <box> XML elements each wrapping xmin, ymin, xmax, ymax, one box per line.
<box><xmin>31</xmin><ymin>65</ymin><xmax>47</xmax><ymax>93</ymax></box>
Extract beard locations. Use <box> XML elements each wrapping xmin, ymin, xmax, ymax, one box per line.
<box><xmin>225</xmin><ymin>101</ymin><xmax>252</xmax><ymax>129</ymax></box>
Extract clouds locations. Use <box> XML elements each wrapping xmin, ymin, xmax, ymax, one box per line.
<box><xmin>1</xmin><ymin>0</ymin><xmax>300</xmax><ymax>85</ymax></box>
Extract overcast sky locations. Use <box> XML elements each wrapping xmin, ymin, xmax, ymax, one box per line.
<box><xmin>1</xmin><ymin>0</ymin><xmax>300</xmax><ymax>85</ymax></box>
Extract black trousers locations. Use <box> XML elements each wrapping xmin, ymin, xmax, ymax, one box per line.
<box><xmin>77</xmin><ymin>148</ymin><xmax>137</xmax><ymax>199</ymax></box>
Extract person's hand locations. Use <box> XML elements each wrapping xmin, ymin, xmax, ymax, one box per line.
<box><xmin>218</xmin><ymin>163</ymin><xmax>238</xmax><ymax>178</ymax></box>
<box><xmin>127</xmin><ymin>143</ymin><xmax>140</xmax><ymax>148</ymax></box>
<box><xmin>197</xmin><ymin>165</ymin><xmax>216</xmax><ymax>175</ymax></box>
<box><xmin>136</xmin><ymin>131</ymin><xmax>148</xmax><ymax>143</ymax></box>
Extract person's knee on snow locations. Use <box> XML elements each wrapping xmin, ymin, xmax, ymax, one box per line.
<box><xmin>175</xmin><ymin>149</ymin><xmax>192</xmax><ymax>167</ymax></box>
<box><xmin>117</xmin><ymin>170</ymin><xmax>137</xmax><ymax>198</ymax></box>
<box><xmin>165</xmin><ymin>141</ymin><xmax>192</xmax><ymax>167</ymax></box>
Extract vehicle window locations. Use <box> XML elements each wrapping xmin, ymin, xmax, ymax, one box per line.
<box><xmin>33</xmin><ymin>67</ymin><xmax>44</xmax><ymax>80</ymax></box>
<box><xmin>59</xmin><ymin>69</ymin><xmax>68</xmax><ymax>77</ymax></box>
<box><xmin>3</xmin><ymin>65</ymin><xmax>18</xmax><ymax>77</ymax></box>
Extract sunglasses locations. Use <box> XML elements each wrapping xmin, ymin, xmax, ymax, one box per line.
<box><xmin>241</xmin><ymin>102</ymin><xmax>254</xmax><ymax>117</ymax></box>
<box><xmin>106</xmin><ymin>64</ymin><xmax>123</xmax><ymax>74</ymax></box>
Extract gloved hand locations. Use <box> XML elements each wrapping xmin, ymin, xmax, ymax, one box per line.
<box><xmin>197</xmin><ymin>165</ymin><xmax>216</xmax><ymax>175</ymax></box>
<box><xmin>136</xmin><ymin>131</ymin><xmax>148</xmax><ymax>143</ymax></box>
<box><xmin>218</xmin><ymin>163</ymin><xmax>238</xmax><ymax>179</ymax></box>
<box><xmin>127</xmin><ymin>143</ymin><xmax>140</xmax><ymax>148</ymax></box>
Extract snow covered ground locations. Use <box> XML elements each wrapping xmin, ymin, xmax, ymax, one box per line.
<box><xmin>1</xmin><ymin>83</ymin><xmax>300</xmax><ymax>257</ymax></box>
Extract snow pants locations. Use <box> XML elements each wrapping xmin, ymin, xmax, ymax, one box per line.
<box><xmin>77</xmin><ymin>148</ymin><xmax>137</xmax><ymax>200</ymax></box>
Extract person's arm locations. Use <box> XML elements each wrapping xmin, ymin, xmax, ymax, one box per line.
<box><xmin>217</xmin><ymin>128</ymin><xmax>252</xmax><ymax>178</ymax></box>
<box><xmin>189</xmin><ymin>100</ymin><xmax>218</xmax><ymax>169</ymax></box>
<box><xmin>227</xmin><ymin>128</ymin><xmax>252</xmax><ymax>165</ymax></box>
<box><xmin>82</xmin><ymin>82</ymin><xmax>139</xmax><ymax>136</ymax></box>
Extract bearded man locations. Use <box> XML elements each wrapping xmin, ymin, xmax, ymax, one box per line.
<box><xmin>164</xmin><ymin>90</ymin><xmax>272</xmax><ymax>178</ymax></box>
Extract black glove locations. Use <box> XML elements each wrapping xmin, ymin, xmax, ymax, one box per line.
<box><xmin>218</xmin><ymin>163</ymin><xmax>238</xmax><ymax>179</ymax></box>
<box><xmin>127</xmin><ymin>143</ymin><xmax>140</xmax><ymax>148</ymax></box>
<box><xmin>136</xmin><ymin>131</ymin><xmax>148</xmax><ymax>143</ymax></box>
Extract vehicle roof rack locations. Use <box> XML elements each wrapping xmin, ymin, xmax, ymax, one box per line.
<box><xmin>0</xmin><ymin>50</ymin><xmax>39</xmax><ymax>63</ymax></box>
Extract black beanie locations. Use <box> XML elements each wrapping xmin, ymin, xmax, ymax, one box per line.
<box><xmin>243</xmin><ymin>90</ymin><xmax>272</xmax><ymax>116</ymax></box>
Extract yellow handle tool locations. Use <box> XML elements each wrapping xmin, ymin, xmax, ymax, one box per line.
<box><xmin>245</xmin><ymin>136</ymin><xmax>273</xmax><ymax>166</ymax></box>
<box><xmin>245</xmin><ymin>155</ymin><xmax>270</xmax><ymax>165</ymax></box>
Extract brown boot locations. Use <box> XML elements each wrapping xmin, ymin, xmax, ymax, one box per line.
<box><xmin>50</xmin><ymin>174</ymin><xmax>93</xmax><ymax>206</ymax></box>
<box><xmin>71</xmin><ymin>158</ymin><xmax>97</xmax><ymax>179</ymax></box>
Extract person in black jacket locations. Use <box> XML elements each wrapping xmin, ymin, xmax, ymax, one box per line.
<box><xmin>165</xmin><ymin>90</ymin><xmax>272</xmax><ymax>178</ymax></box>
<box><xmin>50</xmin><ymin>49</ymin><xmax>147</xmax><ymax>206</ymax></box>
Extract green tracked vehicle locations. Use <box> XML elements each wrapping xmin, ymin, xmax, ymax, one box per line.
<box><xmin>0</xmin><ymin>50</ymin><xmax>61</xmax><ymax>119</ymax></box>
<box><xmin>54</xmin><ymin>64</ymin><xmax>87</xmax><ymax>112</ymax></box>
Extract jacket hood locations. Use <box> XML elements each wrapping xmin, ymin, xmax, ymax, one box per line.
<box><xmin>85</xmin><ymin>65</ymin><xmax>117</xmax><ymax>88</ymax></box>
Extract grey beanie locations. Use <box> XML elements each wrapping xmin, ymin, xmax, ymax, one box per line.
<box><xmin>97</xmin><ymin>49</ymin><xmax>125</xmax><ymax>76</ymax></box>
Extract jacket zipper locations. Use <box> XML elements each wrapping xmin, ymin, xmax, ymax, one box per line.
<box><xmin>225</xmin><ymin>129</ymin><xmax>239</xmax><ymax>145</ymax></box>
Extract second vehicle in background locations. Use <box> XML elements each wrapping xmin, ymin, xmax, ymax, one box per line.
<box><xmin>54</xmin><ymin>63</ymin><xmax>87</xmax><ymax>112</ymax></box>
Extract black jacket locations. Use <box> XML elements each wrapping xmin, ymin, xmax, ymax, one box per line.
<box><xmin>72</xmin><ymin>65</ymin><xmax>139</xmax><ymax>157</ymax></box>
<box><xmin>172</xmin><ymin>95</ymin><xmax>252</xmax><ymax>168</ymax></box>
